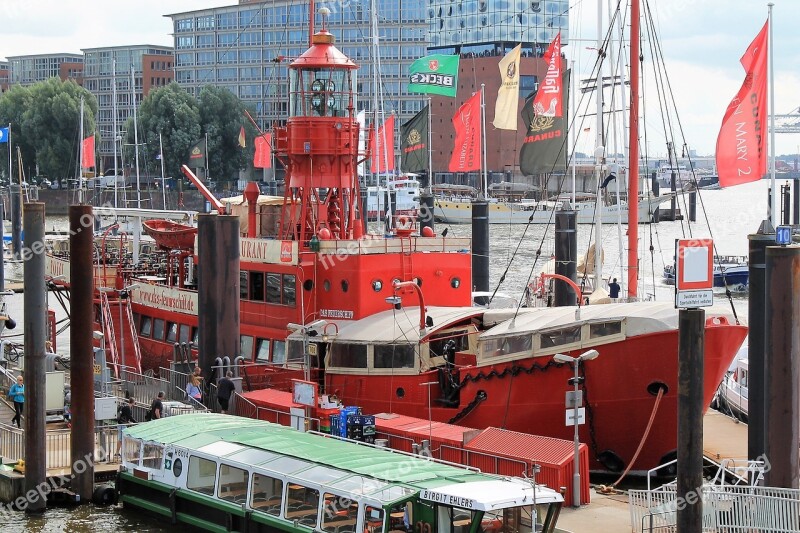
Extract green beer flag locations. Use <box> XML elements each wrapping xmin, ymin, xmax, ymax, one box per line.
<box><xmin>187</xmin><ymin>138</ymin><xmax>206</xmax><ymax>168</ymax></box>
<box><xmin>519</xmin><ymin>70</ymin><xmax>570</xmax><ymax>175</ymax></box>
<box><xmin>401</xmin><ymin>105</ymin><xmax>429</xmax><ymax>173</ymax></box>
<box><xmin>408</xmin><ymin>55</ymin><xmax>459</xmax><ymax>97</ymax></box>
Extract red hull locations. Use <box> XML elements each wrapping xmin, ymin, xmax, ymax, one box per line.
<box><xmin>325</xmin><ymin>324</ymin><xmax>746</xmax><ymax>472</ymax></box>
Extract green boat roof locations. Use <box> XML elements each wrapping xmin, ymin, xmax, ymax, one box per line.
<box><xmin>125</xmin><ymin>414</ymin><xmax>490</xmax><ymax>491</ymax></box>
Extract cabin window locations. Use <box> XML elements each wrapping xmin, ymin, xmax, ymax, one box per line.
<box><xmin>365</xmin><ymin>506</ymin><xmax>386</xmax><ymax>533</ymax></box>
<box><xmin>140</xmin><ymin>316</ymin><xmax>152</xmax><ymax>338</ymax></box>
<box><xmin>273</xmin><ymin>341</ymin><xmax>286</xmax><ymax>365</ymax></box>
<box><xmin>322</xmin><ymin>492</ymin><xmax>358</xmax><ymax>533</ymax></box>
<box><xmin>142</xmin><ymin>442</ymin><xmax>164</xmax><ymax>470</ymax></box>
<box><xmin>540</xmin><ymin>325</ymin><xmax>582</xmax><ymax>349</ymax></box>
<box><xmin>256</xmin><ymin>339</ymin><xmax>270</xmax><ymax>362</ymax></box>
<box><xmin>122</xmin><ymin>435</ymin><xmax>141</xmax><ymax>465</ymax></box>
<box><xmin>330</xmin><ymin>344</ymin><xmax>368</xmax><ymax>368</ymax></box>
<box><xmin>430</xmin><ymin>329</ymin><xmax>470</xmax><ymax>358</ymax></box>
<box><xmin>240</xmin><ymin>335</ymin><xmax>254</xmax><ymax>359</ymax></box>
<box><xmin>192</xmin><ymin>326</ymin><xmax>199</xmax><ymax>344</ymax></box>
<box><xmin>187</xmin><ymin>456</ymin><xmax>217</xmax><ymax>495</ymax></box>
<box><xmin>374</xmin><ymin>344</ymin><xmax>415</xmax><ymax>369</ymax></box>
<box><xmin>285</xmin><ymin>484</ymin><xmax>320</xmax><ymax>528</ymax></box>
<box><xmin>283</xmin><ymin>274</ymin><xmax>296</xmax><ymax>306</ymax></box>
<box><xmin>250</xmin><ymin>272</ymin><xmax>265</xmax><ymax>301</ymax></box>
<box><xmin>218</xmin><ymin>463</ymin><xmax>249</xmax><ymax>503</ymax></box>
<box><xmin>251</xmin><ymin>473</ymin><xmax>283</xmax><ymax>515</ymax></box>
<box><xmin>439</xmin><ymin>507</ymin><xmax>473</xmax><ymax>533</ymax></box>
<box><xmin>153</xmin><ymin>319</ymin><xmax>166</xmax><ymax>341</ymax></box>
<box><xmin>179</xmin><ymin>324</ymin><xmax>191</xmax><ymax>344</ymax></box>
<box><xmin>287</xmin><ymin>339</ymin><xmax>304</xmax><ymax>363</ymax></box>
<box><xmin>266</xmin><ymin>273</ymin><xmax>281</xmax><ymax>303</ymax></box>
<box><xmin>482</xmin><ymin>334</ymin><xmax>533</xmax><ymax>357</ymax></box>
<box><xmin>166</xmin><ymin>322</ymin><xmax>178</xmax><ymax>343</ymax></box>
<box><xmin>588</xmin><ymin>321</ymin><xmax>622</xmax><ymax>339</ymax></box>
<box><xmin>241</xmin><ymin>272</ymin><xmax>249</xmax><ymax>299</ymax></box>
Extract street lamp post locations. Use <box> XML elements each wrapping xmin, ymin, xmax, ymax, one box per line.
<box><xmin>553</xmin><ymin>349</ymin><xmax>599</xmax><ymax>508</ymax></box>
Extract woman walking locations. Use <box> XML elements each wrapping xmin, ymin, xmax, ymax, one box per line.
<box><xmin>8</xmin><ymin>375</ymin><xmax>24</xmax><ymax>428</ymax></box>
<box><xmin>186</xmin><ymin>374</ymin><xmax>202</xmax><ymax>407</ymax></box>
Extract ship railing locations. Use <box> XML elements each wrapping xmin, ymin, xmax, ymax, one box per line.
<box><xmin>434</xmin><ymin>445</ymin><xmax>528</xmax><ymax>477</ymax></box>
<box><xmin>629</xmin><ymin>483</ymin><xmax>800</xmax><ymax>533</ymax></box>
<box><xmin>120</xmin><ymin>368</ymin><xmax>175</xmax><ymax>405</ymax></box>
<box><xmin>159</xmin><ymin>366</ymin><xmax>192</xmax><ymax>402</ymax></box>
<box><xmin>229</xmin><ymin>391</ymin><xmax>321</xmax><ymax>431</ymax></box>
<box><xmin>316</xmin><ymin>235</ymin><xmax>472</xmax><ymax>256</ymax></box>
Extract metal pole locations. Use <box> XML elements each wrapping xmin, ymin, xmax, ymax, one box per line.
<box><xmin>131</xmin><ymin>65</ymin><xmax>142</xmax><ymax>209</ymax></box>
<box><xmin>677</xmin><ymin>307</ymin><xmax>704</xmax><ymax>533</ymax></box>
<box><xmin>794</xmin><ymin>178</ymin><xmax>799</xmax><ymax>225</ymax></box>
<box><xmin>0</xmin><ymin>202</ymin><xmax>5</xmax><ymax>292</ymax></box>
<box><xmin>748</xmin><ymin>227</ymin><xmax>771</xmax><ymax>467</ymax></box>
<box><xmin>471</xmin><ymin>199</ymin><xmax>489</xmax><ymax>292</ymax></box>
<box><xmin>572</xmin><ymin>361</ymin><xmax>580</xmax><ymax>508</ymax></box>
<box><xmin>112</xmin><ymin>59</ymin><xmax>118</xmax><ymax>208</ymax></box>
<box><xmin>23</xmin><ymin>202</ymin><xmax>46</xmax><ymax>513</ymax></box>
<box><xmin>764</xmin><ymin>245</ymin><xmax>800</xmax><ymax>488</ymax></box>
<box><xmin>554</xmin><ymin>210</ymin><xmax>577</xmax><ymax>306</ymax></box>
<box><xmin>782</xmin><ymin>184</ymin><xmax>790</xmax><ymax>225</ymax></box>
<box><xmin>627</xmin><ymin>0</ymin><xmax>641</xmax><ymax>297</ymax></box>
<box><xmin>10</xmin><ymin>183</ymin><xmax>21</xmax><ymax>260</ymax></box>
<box><xmin>768</xmin><ymin>4</ymin><xmax>777</xmax><ymax>227</ymax></box>
<box><xmin>688</xmin><ymin>192</ymin><xmax>696</xmax><ymax>222</ymax></box>
<box><xmin>70</xmin><ymin>205</ymin><xmax>95</xmax><ymax>502</ymax></box>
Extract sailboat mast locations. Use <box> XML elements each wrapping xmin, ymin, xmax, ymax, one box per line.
<box><xmin>159</xmin><ymin>132</ymin><xmax>167</xmax><ymax>209</ymax></box>
<box><xmin>480</xmin><ymin>84</ymin><xmax>487</xmax><ymax>196</ymax></box>
<box><xmin>131</xmin><ymin>65</ymin><xmax>142</xmax><ymax>209</ymax></box>
<box><xmin>79</xmin><ymin>96</ymin><xmax>85</xmax><ymax>205</ymax></box>
<box><xmin>627</xmin><ymin>0</ymin><xmax>641</xmax><ymax>298</ymax></box>
<box><xmin>594</xmin><ymin>0</ymin><xmax>604</xmax><ymax>293</ymax></box>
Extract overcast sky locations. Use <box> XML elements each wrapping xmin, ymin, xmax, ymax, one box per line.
<box><xmin>3</xmin><ymin>0</ymin><xmax>799</xmax><ymax>157</ymax></box>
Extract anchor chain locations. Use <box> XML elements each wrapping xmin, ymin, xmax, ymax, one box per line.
<box><xmin>448</xmin><ymin>390</ymin><xmax>487</xmax><ymax>425</ymax></box>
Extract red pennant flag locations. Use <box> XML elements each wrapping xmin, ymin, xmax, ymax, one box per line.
<box><xmin>81</xmin><ymin>135</ymin><xmax>95</xmax><ymax>169</ymax></box>
<box><xmin>253</xmin><ymin>133</ymin><xmax>272</xmax><ymax>169</ymax></box>
<box><xmin>716</xmin><ymin>20</ymin><xmax>768</xmax><ymax>188</ymax></box>
<box><xmin>532</xmin><ymin>32</ymin><xmax>563</xmax><ymax>117</ymax></box>
<box><xmin>370</xmin><ymin>115</ymin><xmax>395</xmax><ymax>173</ymax></box>
<box><xmin>448</xmin><ymin>91</ymin><xmax>482</xmax><ymax>172</ymax></box>
<box><xmin>238</xmin><ymin>126</ymin><xmax>246</xmax><ymax>148</ymax></box>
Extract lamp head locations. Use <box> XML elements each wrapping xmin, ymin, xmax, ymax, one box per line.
<box><xmin>580</xmin><ymin>349</ymin><xmax>600</xmax><ymax>361</ymax></box>
<box><xmin>552</xmin><ymin>353</ymin><xmax>575</xmax><ymax>364</ymax></box>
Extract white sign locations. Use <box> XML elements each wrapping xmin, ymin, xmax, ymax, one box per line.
<box><xmin>420</xmin><ymin>490</ymin><xmax>477</xmax><ymax>510</ymax></box>
<box><xmin>565</xmin><ymin>407</ymin><xmax>585</xmax><ymax>426</ymax></box>
<box><xmin>676</xmin><ymin>290</ymin><xmax>714</xmax><ymax>308</ymax></box>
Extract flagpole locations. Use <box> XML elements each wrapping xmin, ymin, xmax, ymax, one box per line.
<box><xmin>6</xmin><ymin>124</ymin><xmax>10</xmax><ymax>200</ymax></box>
<box><xmin>594</xmin><ymin>0</ymin><xmax>605</xmax><ymax>295</ymax></box>
<box><xmin>79</xmin><ymin>97</ymin><xmax>85</xmax><ymax>205</ymax></box>
<box><xmin>427</xmin><ymin>97</ymin><xmax>433</xmax><ymax>193</ymax></box>
<box><xmin>570</xmin><ymin>60</ymin><xmax>576</xmax><ymax>207</ymax></box>
<box><xmin>131</xmin><ymin>64</ymin><xmax>142</xmax><ymax>209</ymax></box>
<box><xmin>159</xmin><ymin>132</ymin><xmax>167</xmax><ymax>209</ymax></box>
<box><xmin>768</xmin><ymin>3</ymin><xmax>776</xmax><ymax>227</ymax></box>
<box><xmin>480</xmin><ymin>84</ymin><xmax>487</xmax><ymax>198</ymax></box>
<box><xmin>112</xmin><ymin>58</ymin><xmax>119</xmax><ymax>209</ymax></box>
<box><xmin>205</xmin><ymin>132</ymin><xmax>209</xmax><ymax>182</ymax></box>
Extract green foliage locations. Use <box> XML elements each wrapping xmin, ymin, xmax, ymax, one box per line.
<box><xmin>198</xmin><ymin>85</ymin><xmax>256</xmax><ymax>183</ymax></box>
<box><xmin>0</xmin><ymin>78</ymin><xmax>96</xmax><ymax>182</ymax></box>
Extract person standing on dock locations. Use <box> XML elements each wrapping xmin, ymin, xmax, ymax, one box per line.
<box><xmin>217</xmin><ymin>372</ymin><xmax>235</xmax><ymax>414</ymax></box>
<box><xmin>609</xmin><ymin>278</ymin><xmax>621</xmax><ymax>300</ymax></box>
<box><xmin>146</xmin><ymin>391</ymin><xmax>165</xmax><ymax>421</ymax></box>
<box><xmin>115</xmin><ymin>397</ymin><xmax>136</xmax><ymax>459</ymax></box>
<box><xmin>8</xmin><ymin>375</ymin><xmax>24</xmax><ymax>428</ymax></box>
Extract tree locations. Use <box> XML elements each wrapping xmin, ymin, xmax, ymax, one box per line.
<box><xmin>20</xmin><ymin>78</ymin><xmax>97</xmax><ymax>181</ymax></box>
<box><xmin>197</xmin><ymin>85</ymin><xmax>256</xmax><ymax>184</ymax></box>
<box><xmin>0</xmin><ymin>85</ymin><xmax>35</xmax><ymax>182</ymax></box>
<box><xmin>124</xmin><ymin>82</ymin><xmax>201</xmax><ymax>182</ymax></box>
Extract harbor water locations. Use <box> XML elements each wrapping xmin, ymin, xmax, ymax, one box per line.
<box><xmin>3</xmin><ymin>178</ymin><xmax>779</xmax><ymax>529</ymax></box>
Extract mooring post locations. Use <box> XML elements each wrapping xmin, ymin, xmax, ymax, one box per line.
<box><xmin>688</xmin><ymin>192</ymin><xmax>697</xmax><ymax>222</ymax></box>
<box><xmin>748</xmin><ymin>226</ymin><xmax>772</xmax><ymax>469</ymax></box>
<box><xmin>23</xmin><ymin>202</ymin><xmax>46</xmax><ymax>513</ymax></box>
<box><xmin>471</xmin><ymin>199</ymin><xmax>489</xmax><ymax>292</ymax></box>
<box><xmin>764</xmin><ymin>244</ymin><xmax>800</xmax><ymax>488</ymax></box>
<box><xmin>197</xmin><ymin>214</ymin><xmax>218</xmax><ymax>385</ymax></box>
<box><xmin>677</xmin><ymin>307</ymin><xmax>704</xmax><ymax>533</ymax></box>
<box><xmin>554</xmin><ymin>211</ymin><xmax>577</xmax><ymax>306</ymax></box>
<box><xmin>70</xmin><ymin>205</ymin><xmax>95</xmax><ymax>501</ymax></box>
<box><xmin>419</xmin><ymin>190</ymin><xmax>435</xmax><ymax>234</ymax></box>
<box><xmin>216</xmin><ymin>215</ymin><xmax>241</xmax><ymax>374</ymax></box>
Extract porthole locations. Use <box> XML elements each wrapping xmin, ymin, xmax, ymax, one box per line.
<box><xmin>173</xmin><ymin>458</ymin><xmax>183</xmax><ymax>477</ymax></box>
<box><xmin>323</xmin><ymin>280</ymin><xmax>331</xmax><ymax>292</ymax></box>
<box><xmin>303</xmin><ymin>279</ymin><xmax>313</xmax><ymax>291</ymax></box>
<box><xmin>450</xmin><ymin>277</ymin><xmax>461</xmax><ymax>289</ymax></box>
<box><xmin>396</xmin><ymin>387</ymin><xmax>405</xmax><ymax>398</ymax></box>
<box><xmin>341</xmin><ymin>279</ymin><xmax>349</xmax><ymax>292</ymax></box>
<box><xmin>372</xmin><ymin>279</ymin><xmax>383</xmax><ymax>292</ymax></box>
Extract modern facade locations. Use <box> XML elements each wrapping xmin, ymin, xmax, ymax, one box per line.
<box><xmin>81</xmin><ymin>45</ymin><xmax>174</xmax><ymax>171</ymax></box>
<box><xmin>166</xmin><ymin>0</ymin><xmax>569</xmax><ymax>180</ymax></box>
<box><xmin>6</xmin><ymin>53</ymin><xmax>84</xmax><ymax>85</ymax></box>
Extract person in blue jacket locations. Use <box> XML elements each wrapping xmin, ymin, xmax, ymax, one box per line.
<box><xmin>8</xmin><ymin>375</ymin><xmax>24</xmax><ymax>428</ymax></box>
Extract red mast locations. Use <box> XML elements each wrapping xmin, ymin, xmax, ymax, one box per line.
<box><xmin>627</xmin><ymin>0</ymin><xmax>640</xmax><ymax>298</ymax></box>
<box><xmin>273</xmin><ymin>9</ymin><xmax>363</xmax><ymax>245</ymax></box>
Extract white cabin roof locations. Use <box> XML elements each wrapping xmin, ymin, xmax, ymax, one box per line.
<box><xmin>420</xmin><ymin>478</ymin><xmax>558</xmax><ymax>510</ymax></box>
<box><xmin>332</xmin><ymin>306</ymin><xmax>482</xmax><ymax>344</ymax></box>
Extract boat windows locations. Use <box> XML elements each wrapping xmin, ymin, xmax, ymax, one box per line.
<box><xmin>122</xmin><ymin>435</ymin><xmax>141</xmax><ymax>465</ymax></box>
<box><xmin>251</xmin><ymin>272</ymin><xmax>265</xmax><ymax>301</ymax></box>
<box><xmin>153</xmin><ymin>319</ymin><xmax>165</xmax><ymax>341</ymax></box>
<box><xmin>187</xmin><ymin>455</ymin><xmax>217</xmax><ymax>496</ymax></box>
<box><xmin>287</xmin><ymin>339</ymin><xmax>304</xmax><ymax>363</ymax></box>
<box><xmin>218</xmin><ymin>463</ymin><xmax>249</xmax><ymax>503</ymax></box>
<box><xmin>588</xmin><ymin>321</ymin><xmax>622</xmax><ymax>339</ymax></box>
<box><xmin>140</xmin><ymin>316</ymin><xmax>152</xmax><ymax>338</ymax></box>
<box><xmin>430</xmin><ymin>329</ymin><xmax>471</xmax><ymax>358</ymax></box>
<box><xmin>256</xmin><ymin>338</ymin><xmax>270</xmax><ymax>362</ymax></box>
<box><xmin>166</xmin><ymin>322</ymin><xmax>178</xmax><ymax>343</ymax></box>
<box><xmin>365</xmin><ymin>505</ymin><xmax>385</xmax><ymax>533</ymax></box>
<box><xmin>283</xmin><ymin>274</ymin><xmax>296</xmax><ymax>306</ymax></box>
<box><xmin>439</xmin><ymin>506</ymin><xmax>474</xmax><ymax>533</ymax></box>
<box><xmin>481</xmin><ymin>334</ymin><xmax>533</xmax><ymax>357</ymax></box>
<box><xmin>331</xmin><ymin>475</ymin><xmax>389</xmax><ymax>496</ymax></box>
<box><xmin>251</xmin><ymin>473</ymin><xmax>283</xmax><ymax>515</ymax></box>
<box><xmin>241</xmin><ymin>335</ymin><xmax>254</xmax><ymax>360</ymax></box>
<box><xmin>241</xmin><ymin>272</ymin><xmax>249</xmax><ymax>299</ymax></box>
<box><xmin>330</xmin><ymin>344</ymin><xmax>368</xmax><ymax>368</ymax></box>
<box><xmin>322</xmin><ymin>492</ymin><xmax>358</xmax><ymax>533</ymax></box>
<box><xmin>374</xmin><ymin>344</ymin><xmax>415</xmax><ymax>369</ymax></box>
<box><xmin>285</xmin><ymin>484</ymin><xmax>320</xmax><ymax>528</ymax></box>
<box><xmin>142</xmin><ymin>442</ymin><xmax>164</xmax><ymax>470</ymax></box>
<box><xmin>539</xmin><ymin>325</ymin><xmax>582</xmax><ymax>349</ymax></box>
<box><xmin>266</xmin><ymin>273</ymin><xmax>281</xmax><ymax>303</ymax></box>
<box><xmin>192</xmin><ymin>326</ymin><xmax>199</xmax><ymax>344</ymax></box>
<box><xmin>179</xmin><ymin>324</ymin><xmax>191</xmax><ymax>344</ymax></box>
<box><xmin>274</xmin><ymin>341</ymin><xmax>286</xmax><ymax>365</ymax></box>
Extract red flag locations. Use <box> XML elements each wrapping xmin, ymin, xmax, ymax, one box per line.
<box><xmin>448</xmin><ymin>91</ymin><xmax>482</xmax><ymax>172</ymax></box>
<box><xmin>253</xmin><ymin>133</ymin><xmax>272</xmax><ymax>169</ymax></box>
<box><xmin>370</xmin><ymin>115</ymin><xmax>395</xmax><ymax>173</ymax></box>
<box><xmin>716</xmin><ymin>20</ymin><xmax>768</xmax><ymax>188</ymax></box>
<box><xmin>81</xmin><ymin>135</ymin><xmax>95</xmax><ymax>169</ymax></box>
<box><xmin>532</xmin><ymin>32</ymin><xmax>563</xmax><ymax>117</ymax></box>
<box><xmin>238</xmin><ymin>126</ymin><xmax>246</xmax><ymax>148</ymax></box>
